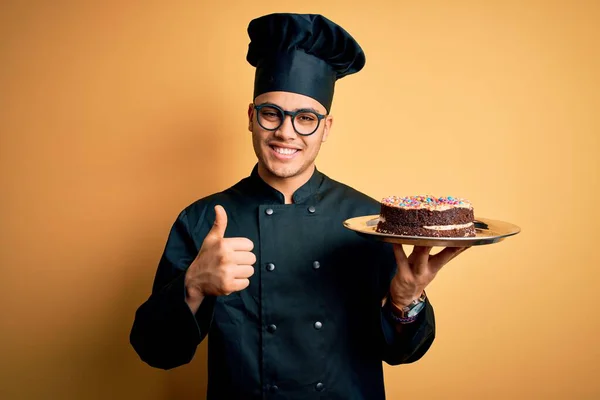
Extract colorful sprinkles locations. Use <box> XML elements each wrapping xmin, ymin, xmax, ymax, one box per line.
<box><xmin>382</xmin><ymin>195</ymin><xmax>472</xmax><ymax>209</ymax></box>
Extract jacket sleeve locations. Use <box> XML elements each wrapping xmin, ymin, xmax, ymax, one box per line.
<box><xmin>379</xmin><ymin>298</ymin><xmax>436</xmax><ymax>365</ymax></box>
<box><xmin>129</xmin><ymin>209</ymin><xmax>216</xmax><ymax>370</ymax></box>
<box><xmin>371</xmin><ymin>241</ymin><xmax>436</xmax><ymax>365</ymax></box>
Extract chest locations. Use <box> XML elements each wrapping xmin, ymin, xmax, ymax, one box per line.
<box><xmin>217</xmin><ymin>203</ymin><xmax>384</xmax><ymax>308</ymax></box>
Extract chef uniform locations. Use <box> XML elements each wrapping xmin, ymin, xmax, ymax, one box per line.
<box><xmin>130</xmin><ymin>13</ymin><xmax>436</xmax><ymax>400</ymax></box>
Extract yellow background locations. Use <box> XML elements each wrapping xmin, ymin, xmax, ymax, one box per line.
<box><xmin>1</xmin><ymin>1</ymin><xmax>599</xmax><ymax>399</ymax></box>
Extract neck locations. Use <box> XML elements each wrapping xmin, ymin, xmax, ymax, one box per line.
<box><xmin>257</xmin><ymin>163</ymin><xmax>315</xmax><ymax>204</ymax></box>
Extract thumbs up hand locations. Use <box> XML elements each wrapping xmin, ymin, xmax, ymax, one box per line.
<box><xmin>184</xmin><ymin>205</ymin><xmax>256</xmax><ymax>312</ymax></box>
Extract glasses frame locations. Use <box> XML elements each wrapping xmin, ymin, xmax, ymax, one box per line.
<box><xmin>253</xmin><ymin>103</ymin><xmax>327</xmax><ymax>136</ymax></box>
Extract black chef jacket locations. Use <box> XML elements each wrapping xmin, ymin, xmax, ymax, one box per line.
<box><xmin>130</xmin><ymin>165</ymin><xmax>436</xmax><ymax>400</ymax></box>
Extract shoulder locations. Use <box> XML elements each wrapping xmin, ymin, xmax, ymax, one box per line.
<box><xmin>320</xmin><ymin>173</ymin><xmax>381</xmax><ymax>216</ymax></box>
<box><xmin>176</xmin><ymin>179</ymin><xmax>248</xmax><ymax>235</ymax></box>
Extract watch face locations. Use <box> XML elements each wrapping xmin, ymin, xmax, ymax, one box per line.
<box><xmin>407</xmin><ymin>301</ymin><xmax>426</xmax><ymax>318</ymax></box>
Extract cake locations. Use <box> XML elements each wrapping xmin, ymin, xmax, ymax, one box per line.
<box><xmin>375</xmin><ymin>195</ymin><xmax>476</xmax><ymax>237</ymax></box>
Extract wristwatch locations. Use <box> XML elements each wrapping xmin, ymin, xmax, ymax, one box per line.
<box><xmin>387</xmin><ymin>291</ymin><xmax>427</xmax><ymax>323</ymax></box>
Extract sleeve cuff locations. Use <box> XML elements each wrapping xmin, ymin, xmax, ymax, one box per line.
<box><xmin>379</xmin><ymin>298</ymin><xmax>436</xmax><ymax>364</ymax></box>
<box><xmin>163</xmin><ymin>271</ymin><xmax>216</xmax><ymax>344</ymax></box>
<box><xmin>381</xmin><ymin>298</ymin><xmax>428</xmax><ymax>345</ymax></box>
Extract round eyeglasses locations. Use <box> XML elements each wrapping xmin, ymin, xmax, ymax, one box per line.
<box><xmin>254</xmin><ymin>103</ymin><xmax>327</xmax><ymax>136</ymax></box>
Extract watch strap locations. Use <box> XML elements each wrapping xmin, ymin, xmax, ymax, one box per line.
<box><xmin>387</xmin><ymin>291</ymin><xmax>427</xmax><ymax>323</ymax></box>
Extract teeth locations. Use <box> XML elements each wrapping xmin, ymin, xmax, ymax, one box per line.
<box><xmin>274</xmin><ymin>147</ymin><xmax>297</xmax><ymax>155</ymax></box>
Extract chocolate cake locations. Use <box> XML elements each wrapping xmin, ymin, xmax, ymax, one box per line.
<box><xmin>376</xmin><ymin>195</ymin><xmax>476</xmax><ymax>238</ymax></box>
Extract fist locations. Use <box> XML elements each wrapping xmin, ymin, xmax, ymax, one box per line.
<box><xmin>185</xmin><ymin>205</ymin><xmax>256</xmax><ymax>305</ymax></box>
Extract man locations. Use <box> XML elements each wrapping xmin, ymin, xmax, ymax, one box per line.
<box><xmin>130</xmin><ymin>13</ymin><xmax>467</xmax><ymax>399</ymax></box>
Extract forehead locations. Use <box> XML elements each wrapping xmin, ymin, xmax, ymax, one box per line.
<box><xmin>254</xmin><ymin>91</ymin><xmax>327</xmax><ymax>113</ymax></box>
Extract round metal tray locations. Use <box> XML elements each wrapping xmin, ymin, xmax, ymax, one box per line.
<box><xmin>343</xmin><ymin>215</ymin><xmax>521</xmax><ymax>247</ymax></box>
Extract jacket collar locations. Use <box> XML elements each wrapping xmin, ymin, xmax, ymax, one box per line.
<box><xmin>247</xmin><ymin>163</ymin><xmax>325</xmax><ymax>204</ymax></box>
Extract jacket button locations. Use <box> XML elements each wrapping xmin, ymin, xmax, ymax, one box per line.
<box><xmin>267</xmin><ymin>324</ymin><xmax>277</xmax><ymax>333</ymax></box>
<box><xmin>312</xmin><ymin>261</ymin><xmax>320</xmax><ymax>270</ymax></box>
<box><xmin>314</xmin><ymin>321</ymin><xmax>323</xmax><ymax>330</ymax></box>
<box><xmin>270</xmin><ymin>384</ymin><xmax>279</xmax><ymax>393</ymax></box>
<box><xmin>266</xmin><ymin>263</ymin><xmax>275</xmax><ymax>271</ymax></box>
<box><xmin>315</xmin><ymin>382</ymin><xmax>325</xmax><ymax>391</ymax></box>
<box><xmin>265</xmin><ymin>208</ymin><xmax>274</xmax><ymax>215</ymax></box>
<box><xmin>308</xmin><ymin>205</ymin><xmax>316</xmax><ymax>213</ymax></box>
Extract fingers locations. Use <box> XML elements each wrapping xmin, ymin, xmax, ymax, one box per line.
<box><xmin>204</xmin><ymin>206</ymin><xmax>256</xmax><ymax>295</ymax></box>
<box><xmin>393</xmin><ymin>244</ymin><xmax>410</xmax><ymax>274</ymax></box>
<box><xmin>410</xmin><ymin>246</ymin><xmax>432</xmax><ymax>275</ymax></box>
<box><xmin>230</xmin><ymin>278</ymin><xmax>251</xmax><ymax>292</ymax></box>
<box><xmin>393</xmin><ymin>244</ymin><xmax>408</xmax><ymax>264</ymax></box>
<box><xmin>221</xmin><ymin>265</ymin><xmax>254</xmax><ymax>294</ymax></box>
<box><xmin>230</xmin><ymin>250</ymin><xmax>257</xmax><ymax>266</ymax></box>
<box><xmin>222</xmin><ymin>277</ymin><xmax>252</xmax><ymax>294</ymax></box>
<box><xmin>225</xmin><ymin>237</ymin><xmax>255</xmax><ymax>252</ymax></box>
<box><xmin>209</xmin><ymin>205</ymin><xmax>228</xmax><ymax>238</ymax></box>
<box><xmin>429</xmin><ymin>246</ymin><xmax>470</xmax><ymax>273</ymax></box>
<box><xmin>231</xmin><ymin>264</ymin><xmax>255</xmax><ymax>279</ymax></box>
<box><xmin>213</xmin><ymin>263</ymin><xmax>254</xmax><ymax>295</ymax></box>
<box><xmin>208</xmin><ymin>207</ymin><xmax>255</xmax><ymax>252</ymax></box>
<box><xmin>394</xmin><ymin>245</ymin><xmax>433</xmax><ymax>276</ymax></box>
<box><xmin>412</xmin><ymin>246</ymin><xmax>433</xmax><ymax>264</ymax></box>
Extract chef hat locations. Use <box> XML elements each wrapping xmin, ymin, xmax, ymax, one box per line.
<box><xmin>246</xmin><ymin>13</ymin><xmax>366</xmax><ymax>113</ymax></box>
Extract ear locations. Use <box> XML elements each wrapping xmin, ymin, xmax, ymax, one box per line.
<box><xmin>247</xmin><ymin>103</ymin><xmax>254</xmax><ymax>132</ymax></box>
<box><xmin>321</xmin><ymin>115</ymin><xmax>334</xmax><ymax>143</ymax></box>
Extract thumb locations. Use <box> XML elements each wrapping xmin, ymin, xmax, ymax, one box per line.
<box><xmin>209</xmin><ymin>205</ymin><xmax>228</xmax><ymax>238</ymax></box>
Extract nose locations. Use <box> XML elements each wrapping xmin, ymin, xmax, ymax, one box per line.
<box><xmin>273</xmin><ymin>114</ymin><xmax>297</xmax><ymax>140</ymax></box>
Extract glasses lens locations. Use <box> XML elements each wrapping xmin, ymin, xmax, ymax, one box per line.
<box><xmin>257</xmin><ymin>106</ymin><xmax>282</xmax><ymax>130</ymax></box>
<box><xmin>293</xmin><ymin>111</ymin><xmax>320</xmax><ymax>135</ymax></box>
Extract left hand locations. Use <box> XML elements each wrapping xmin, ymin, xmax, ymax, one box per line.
<box><xmin>389</xmin><ymin>245</ymin><xmax>469</xmax><ymax>307</ymax></box>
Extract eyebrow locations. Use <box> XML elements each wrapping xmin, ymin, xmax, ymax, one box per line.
<box><xmin>257</xmin><ymin>102</ymin><xmax>323</xmax><ymax>114</ymax></box>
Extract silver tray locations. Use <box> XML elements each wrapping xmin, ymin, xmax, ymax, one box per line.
<box><xmin>343</xmin><ymin>215</ymin><xmax>520</xmax><ymax>247</ymax></box>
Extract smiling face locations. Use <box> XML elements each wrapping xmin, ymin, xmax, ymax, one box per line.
<box><xmin>248</xmin><ymin>91</ymin><xmax>333</xmax><ymax>185</ymax></box>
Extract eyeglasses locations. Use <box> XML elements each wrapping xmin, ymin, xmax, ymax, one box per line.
<box><xmin>254</xmin><ymin>103</ymin><xmax>327</xmax><ymax>136</ymax></box>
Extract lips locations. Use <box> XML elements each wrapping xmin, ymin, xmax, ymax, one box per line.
<box><xmin>273</xmin><ymin>146</ymin><xmax>298</xmax><ymax>155</ymax></box>
<box><xmin>269</xmin><ymin>144</ymin><xmax>301</xmax><ymax>160</ymax></box>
